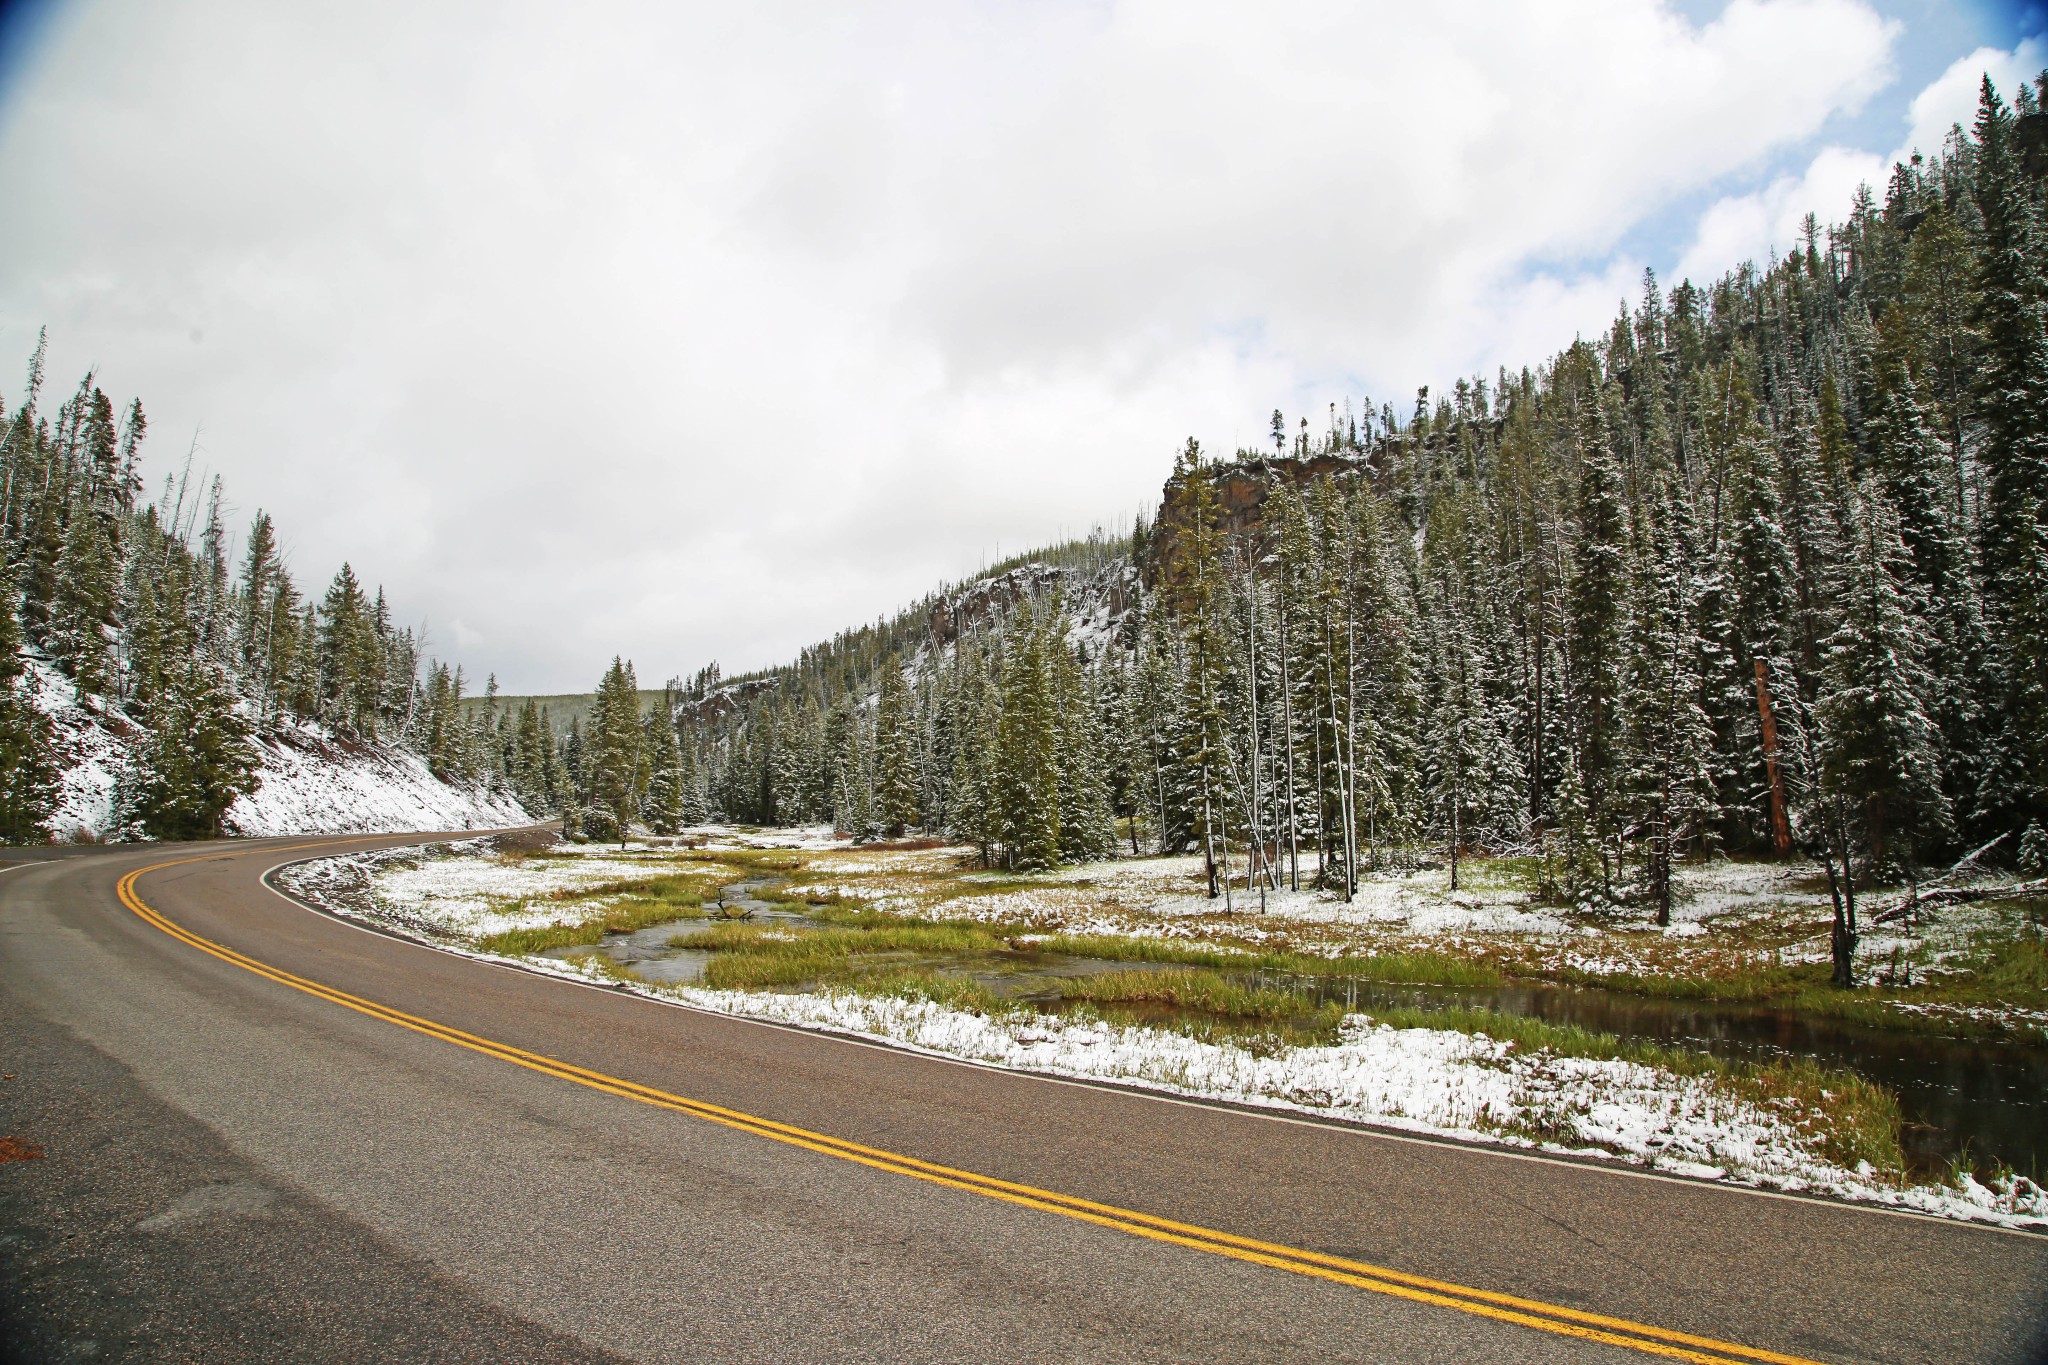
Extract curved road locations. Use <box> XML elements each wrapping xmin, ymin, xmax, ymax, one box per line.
<box><xmin>2</xmin><ymin>832</ymin><xmax>2045</xmax><ymax>1364</ymax></box>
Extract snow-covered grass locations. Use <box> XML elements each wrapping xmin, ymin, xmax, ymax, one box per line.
<box><xmin>737</xmin><ymin>841</ymin><xmax>2048</xmax><ymax>1038</ymax></box>
<box><xmin>277</xmin><ymin>828</ymin><xmax>2048</xmax><ymax>1230</ymax></box>
<box><xmin>324</xmin><ymin>843</ymin><xmax>681</xmax><ymax>939</ymax></box>
<box><xmin>22</xmin><ymin>653</ymin><xmax>531</xmax><ymax>840</ymax></box>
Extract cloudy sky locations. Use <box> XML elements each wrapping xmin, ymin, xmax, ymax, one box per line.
<box><xmin>0</xmin><ymin>0</ymin><xmax>2042</xmax><ymax>692</ymax></box>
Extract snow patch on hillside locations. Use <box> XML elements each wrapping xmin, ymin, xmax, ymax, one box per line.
<box><xmin>25</xmin><ymin>657</ymin><xmax>132</xmax><ymax>840</ymax></box>
<box><xmin>23</xmin><ymin>653</ymin><xmax>530</xmax><ymax>840</ymax></box>
<box><xmin>228</xmin><ymin>728</ymin><xmax>530</xmax><ymax>836</ymax></box>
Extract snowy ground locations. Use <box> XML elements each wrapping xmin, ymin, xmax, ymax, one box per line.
<box><xmin>278</xmin><ymin>830</ymin><xmax>2048</xmax><ymax>1230</ymax></box>
<box><xmin>802</xmin><ymin>846</ymin><xmax>2046</xmax><ymax>1035</ymax></box>
<box><xmin>23</xmin><ymin>654</ymin><xmax>530</xmax><ymax>840</ymax></box>
<box><xmin>281</xmin><ymin>838</ymin><xmax>666</xmax><ymax>939</ymax></box>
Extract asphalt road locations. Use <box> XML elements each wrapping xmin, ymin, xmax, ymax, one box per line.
<box><xmin>2</xmin><ymin>832</ymin><xmax>2045</xmax><ymax>1364</ymax></box>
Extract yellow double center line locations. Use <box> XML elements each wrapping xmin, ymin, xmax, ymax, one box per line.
<box><xmin>121</xmin><ymin>845</ymin><xmax>1824</xmax><ymax>1365</ymax></box>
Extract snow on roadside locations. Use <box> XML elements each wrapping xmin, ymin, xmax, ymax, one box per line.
<box><xmin>22</xmin><ymin>653</ymin><xmax>530</xmax><ymax>840</ymax></box>
<box><xmin>284</xmin><ymin>838</ymin><xmax>2048</xmax><ymax>1231</ymax></box>
<box><xmin>302</xmin><ymin>844</ymin><xmax>675</xmax><ymax>939</ymax></box>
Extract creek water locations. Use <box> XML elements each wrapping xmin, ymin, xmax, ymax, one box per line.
<box><xmin>1232</xmin><ymin>971</ymin><xmax>2048</xmax><ymax>1180</ymax></box>
<box><xmin>543</xmin><ymin>876</ymin><xmax>2045</xmax><ymax>1180</ymax></box>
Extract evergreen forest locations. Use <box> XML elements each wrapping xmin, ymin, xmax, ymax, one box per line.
<box><xmin>11</xmin><ymin>75</ymin><xmax>2048</xmax><ymax>994</ymax></box>
<box><xmin>0</xmin><ymin>342</ymin><xmax>553</xmax><ymax>839</ymax></box>
<box><xmin>639</xmin><ymin>76</ymin><xmax>2048</xmax><ymax>990</ymax></box>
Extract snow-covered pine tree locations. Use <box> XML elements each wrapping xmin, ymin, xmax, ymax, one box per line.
<box><xmin>873</xmin><ymin>662</ymin><xmax>920</xmax><ymax>836</ymax></box>
<box><xmin>1420</xmin><ymin>578</ymin><xmax>1520</xmax><ymax>891</ymax></box>
<box><xmin>1171</xmin><ymin>455</ymin><xmax>1237</xmax><ymax>895</ymax></box>
<box><xmin>641</xmin><ymin>701</ymin><xmax>685</xmax><ymax>836</ymax></box>
<box><xmin>318</xmin><ymin>564</ymin><xmax>381</xmax><ymax>737</ymax></box>
<box><xmin>1351</xmin><ymin>481</ymin><xmax>1424</xmax><ymax>867</ymax></box>
<box><xmin>1051</xmin><ymin>614</ymin><xmax>1116</xmax><ymax>864</ymax></box>
<box><xmin>944</xmin><ymin>638</ymin><xmax>1002</xmax><ymax>863</ymax></box>
<box><xmin>50</xmin><ymin>494</ymin><xmax>116</xmax><ymax>696</ymax></box>
<box><xmin>121</xmin><ymin>661</ymin><xmax>260</xmax><ymax>841</ymax></box>
<box><xmin>1813</xmin><ymin>487</ymin><xmax>1952</xmax><ymax>982</ymax></box>
<box><xmin>995</xmin><ymin>599</ymin><xmax>1061</xmax><ymax>870</ymax></box>
<box><xmin>586</xmin><ymin>656</ymin><xmax>646</xmax><ymax>845</ymax></box>
<box><xmin>1970</xmin><ymin>76</ymin><xmax>2048</xmax><ymax>576</ymax></box>
<box><xmin>1272</xmin><ymin>487</ymin><xmax>1319</xmax><ymax>886</ymax></box>
<box><xmin>1617</xmin><ymin>490</ymin><xmax>1718</xmax><ymax>924</ymax></box>
<box><xmin>0</xmin><ymin>553</ymin><xmax>59</xmax><ymax>843</ymax></box>
<box><xmin>1105</xmin><ymin>640</ymin><xmax>1163</xmax><ymax>857</ymax></box>
<box><xmin>831</xmin><ymin>706</ymin><xmax>877</xmax><ymax>840</ymax></box>
<box><xmin>1566</xmin><ymin>377</ymin><xmax>1630</xmax><ymax>891</ymax></box>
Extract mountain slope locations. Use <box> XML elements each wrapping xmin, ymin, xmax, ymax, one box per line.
<box><xmin>28</xmin><ymin>656</ymin><xmax>528</xmax><ymax>840</ymax></box>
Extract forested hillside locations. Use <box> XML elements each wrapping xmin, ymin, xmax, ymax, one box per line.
<box><xmin>16</xmin><ymin>71</ymin><xmax>2048</xmax><ymax>1002</ymax></box>
<box><xmin>0</xmin><ymin>344</ymin><xmax>535</xmax><ymax>839</ymax></box>
<box><xmin>600</xmin><ymin>74</ymin><xmax>2048</xmax><ymax>991</ymax></box>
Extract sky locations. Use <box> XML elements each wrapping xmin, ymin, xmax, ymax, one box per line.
<box><xmin>0</xmin><ymin>0</ymin><xmax>2043</xmax><ymax>693</ymax></box>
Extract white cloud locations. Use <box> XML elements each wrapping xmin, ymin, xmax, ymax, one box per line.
<box><xmin>1674</xmin><ymin>144</ymin><xmax>1888</xmax><ymax>282</ymax></box>
<box><xmin>0</xmin><ymin>0</ymin><xmax>1900</xmax><ymax>690</ymax></box>
<box><xmin>1673</xmin><ymin>36</ymin><xmax>2043</xmax><ymax>284</ymax></box>
<box><xmin>1901</xmin><ymin>37</ymin><xmax>2046</xmax><ymax>161</ymax></box>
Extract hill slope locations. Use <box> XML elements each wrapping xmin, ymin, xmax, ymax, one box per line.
<box><xmin>29</xmin><ymin>657</ymin><xmax>528</xmax><ymax>840</ymax></box>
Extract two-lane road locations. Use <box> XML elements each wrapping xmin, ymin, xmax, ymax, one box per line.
<box><xmin>3</xmin><ymin>833</ymin><xmax>2045</xmax><ymax>1363</ymax></box>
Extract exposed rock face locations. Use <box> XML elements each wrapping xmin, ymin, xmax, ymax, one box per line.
<box><xmin>682</xmin><ymin>676</ymin><xmax>779</xmax><ymax>724</ymax></box>
<box><xmin>926</xmin><ymin>562</ymin><xmax>1063</xmax><ymax>648</ymax></box>
<box><xmin>1146</xmin><ymin>452</ymin><xmax>1367</xmax><ymax>594</ymax></box>
<box><xmin>922</xmin><ymin>556</ymin><xmax>1140</xmax><ymax>658</ymax></box>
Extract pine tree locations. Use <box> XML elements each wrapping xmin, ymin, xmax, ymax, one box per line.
<box><xmin>946</xmin><ymin>639</ymin><xmax>1003</xmax><ymax>864</ymax></box>
<box><xmin>641</xmin><ymin>702</ymin><xmax>686</xmax><ymax>835</ymax></box>
<box><xmin>1421</xmin><ymin>582</ymin><xmax>1522</xmax><ymax>890</ymax></box>
<box><xmin>873</xmin><ymin>663</ymin><xmax>920</xmax><ymax>836</ymax></box>
<box><xmin>1051</xmin><ymin>619</ymin><xmax>1117</xmax><ymax>864</ymax></box>
<box><xmin>50</xmin><ymin>496</ymin><xmax>116</xmax><ymax>695</ymax></box>
<box><xmin>586</xmin><ymin>657</ymin><xmax>645</xmax><ymax>845</ymax></box>
<box><xmin>1566</xmin><ymin>388</ymin><xmax>1629</xmax><ymax>889</ymax></box>
<box><xmin>319</xmin><ymin>564</ymin><xmax>381</xmax><ymax>736</ymax></box>
<box><xmin>676</xmin><ymin>721</ymin><xmax>707</xmax><ymax>825</ymax></box>
<box><xmin>237</xmin><ymin>512</ymin><xmax>282</xmax><ymax>689</ymax></box>
<box><xmin>1617</xmin><ymin>495</ymin><xmax>1718</xmax><ymax>923</ymax></box>
<box><xmin>122</xmin><ymin>662</ymin><xmax>261</xmax><ymax>840</ymax></box>
<box><xmin>1971</xmin><ymin>76</ymin><xmax>2048</xmax><ymax>570</ymax></box>
<box><xmin>995</xmin><ymin>601</ymin><xmax>1061</xmax><ymax>870</ymax></box>
<box><xmin>1902</xmin><ymin>202</ymin><xmax>1979</xmax><ymax>464</ymax></box>
<box><xmin>1171</xmin><ymin>458</ymin><xmax>1237</xmax><ymax>894</ymax></box>
<box><xmin>1813</xmin><ymin>488</ymin><xmax>1951</xmax><ymax>981</ymax></box>
<box><xmin>0</xmin><ymin>554</ymin><xmax>59</xmax><ymax>843</ymax></box>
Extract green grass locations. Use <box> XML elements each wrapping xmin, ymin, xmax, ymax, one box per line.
<box><xmin>1947</xmin><ymin>930</ymin><xmax>2048</xmax><ymax>1004</ymax></box>
<box><xmin>1057</xmin><ymin>968</ymin><xmax>1334</xmax><ymax>1021</ymax></box>
<box><xmin>1547</xmin><ymin>962</ymin><xmax>1808</xmax><ymax>1002</ymax></box>
<box><xmin>1547</xmin><ymin>928</ymin><xmax>2048</xmax><ymax>1038</ymax></box>
<box><xmin>855</xmin><ymin>968</ymin><xmax>1011</xmax><ymax>1015</ymax></box>
<box><xmin>1054</xmin><ymin>968</ymin><xmax>1350</xmax><ymax>1048</ymax></box>
<box><xmin>1035</xmin><ymin>934</ymin><xmax>1502</xmax><ymax>987</ymax></box>
<box><xmin>472</xmin><ymin>873</ymin><xmax>714</xmax><ymax>955</ymax></box>
<box><xmin>670</xmin><ymin>919</ymin><xmax>1018</xmax><ymax>991</ymax></box>
<box><xmin>1779</xmin><ymin>933</ymin><xmax>2048</xmax><ymax>1038</ymax></box>
<box><xmin>683</xmin><ymin>848</ymin><xmax>809</xmax><ymax>873</ymax></box>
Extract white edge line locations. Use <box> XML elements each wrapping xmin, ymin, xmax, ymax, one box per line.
<box><xmin>225</xmin><ymin>828</ymin><xmax>2047</xmax><ymax>1244</ymax></box>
